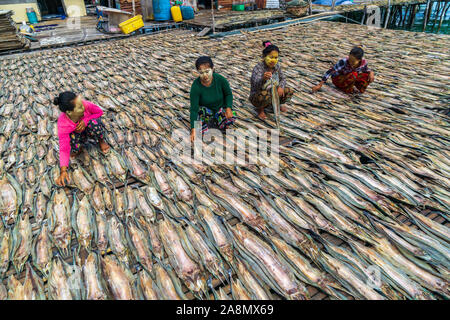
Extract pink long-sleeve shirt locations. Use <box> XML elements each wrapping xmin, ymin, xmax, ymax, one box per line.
<box><xmin>57</xmin><ymin>100</ymin><xmax>103</xmax><ymax>168</ymax></box>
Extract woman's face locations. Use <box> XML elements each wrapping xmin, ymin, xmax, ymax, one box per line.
<box><xmin>264</xmin><ymin>51</ymin><xmax>279</xmax><ymax>68</ymax></box>
<box><xmin>198</xmin><ymin>64</ymin><xmax>213</xmax><ymax>83</ymax></box>
<box><xmin>348</xmin><ymin>54</ymin><xmax>361</xmax><ymax>69</ymax></box>
<box><xmin>66</xmin><ymin>95</ymin><xmax>84</xmax><ymax>118</ymax></box>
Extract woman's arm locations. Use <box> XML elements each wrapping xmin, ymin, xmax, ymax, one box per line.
<box><xmin>190</xmin><ymin>82</ymin><xmax>200</xmax><ymax>129</ymax></box>
<box><xmin>58</xmin><ymin>132</ymin><xmax>71</xmax><ymax>168</ymax></box>
<box><xmin>83</xmin><ymin>100</ymin><xmax>103</xmax><ymax>123</ymax></box>
<box><xmin>321</xmin><ymin>58</ymin><xmax>346</xmax><ymax>82</ymax></box>
<box><xmin>250</xmin><ymin>64</ymin><xmax>265</xmax><ymax>93</ymax></box>
<box><xmin>222</xmin><ymin>76</ymin><xmax>233</xmax><ymax>110</ymax></box>
<box><xmin>278</xmin><ymin>66</ymin><xmax>286</xmax><ymax>89</ymax></box>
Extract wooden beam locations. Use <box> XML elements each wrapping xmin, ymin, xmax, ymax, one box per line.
<box><xmin>423</xmin><ymin>0</ymin><xmax>431</xmax><ymax>31</ymax></box>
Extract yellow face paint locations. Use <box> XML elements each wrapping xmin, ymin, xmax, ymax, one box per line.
<box><xmin>264</xmin><ymin>51</ymin><xmax>279</xmax><ymax>68</ymax></box>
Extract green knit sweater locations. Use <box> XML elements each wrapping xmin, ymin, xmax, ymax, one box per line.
<box><xmin>189</xmin><ymin>73</ymin><xmax>233</xmax><ymax>129</ymax></box>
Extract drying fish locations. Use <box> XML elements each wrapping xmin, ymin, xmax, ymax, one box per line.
<box><xmin>101</xmin><ymin>254</ymin><xmax>138</xmax><ymax>300</ymax></box>
<box><xmin>105</xmin><ymin>148</ymin><xmax>128</xmax><ymax>182</ymax></box>
<box><xmin>83</xmin><ymin>251</ymin><xmax>109</xmax><ymax>300</ymax></box>
<box><xmin>0</xmin><ymin>224</ymin><xmax>11</xmax><ymax>278</ymax></box>
<box><xmin>107</xmin><ymin>214</ymin><xmax>130</xmax><ymax>265</ymax></box>
<box><xmin>137</xmin><ymin>269</ymin><xmax>160</xmax><ymax>300</ymax></box>
<box><xmin>71</xmin><ymin>195</ymin><xmax>95</xmax><ymax>251</ymax></box>
<box><xmin>206</xmin><ymin>180</ymin><xmax>269</xmax><ymax>234</ymax></box>
<box><xmin>197</xmin><ymin>205</ymin><xmax>234</xmax><ymax>263</ymax></box>
<box><xmin>32</xmin><ymin>222</ymin><xmax>53</xmax><ymax>280</ymax></box>
<box><xmin>159</xmin><ymin>218</ymin><xmax>205</xmax><ymax>294</ymax></box>
<box><xmin>0</xmin><ymin>282</ymin><xmax>6</xmax><ymax>300</ymax></box>
<box><xmin>126</xmin><ymin>218</ymin><xmax>154</xmax><ymax>273</ymax></box>
<box><xmin>113</xmin><ymin>188</ymin><xmax>127</xmax><ymax>220</ymax></box>
<box><xmin>135</xmin><ymin>187</ymin><xmax>156</xmax><ymax>223</ymax></box>
<box><xmin>47</xmin><ymin>189</ymin><xmax>72</xmax><ymax>257</ymax></box>
<box><xmin>95</xmin><ymin>212</ymin><xmax>109</xmax><ymax>255</ymax></box>
<box><xmin>10</xmin><ymin>213</ymin><xmax>32</xmax><ymax>273</ymax></box>
<box><xmin>166</xmin><ymin>167</ymin><xmax>193</xmax><ymax>203</ymax></box>
<box><xmin>230</xmin><ymin>223</ymin><xmax>309</xmax><ymax>300</ymax></box>
<box><xmin>154</xmin><ymin>261</ymin><xmax>187</xmax><ymax>300</ymax></box>
<box><xmin>90</xmin><ymin>183</ymin><xmax>106</xmax><ymax>214</ymax></box>
<box><xmin>0</xmin><ymin>173</ymin><xmax>22</xmax><ymax>223</ymax></box>
<box><xmin>149</xmin><ymin>163</ymin><xmax>174</xmax><ymax>198</ymax></box>
<box><xmin>183</xmin><ymin>223</ymin><xmax>226</xmax><ymax>282</ymax></box>
<box><xmin>47</xmin><ymin>257</ymin><xmax>74</xmax><ymax>300</ymax></box>
<box><xmin>70</xmin><ymin>165</ymin><xmax>95</xmax><ymax>194</ymax></box>
<box><xmin>138</xmin><ymin>217</ymin><xmax>164</xmax><ymax>260</ymax></box>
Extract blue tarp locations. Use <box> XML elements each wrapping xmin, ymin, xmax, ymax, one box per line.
<box><xmin>312</xmin><ymin>0</ymin><xmax>354</xmax><ymax>6</ymax></box>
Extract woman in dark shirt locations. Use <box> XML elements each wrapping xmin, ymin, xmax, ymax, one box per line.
<box><xmin>250</xmin><ymin>41</ymin><xmax>293</xmax><ymax>120</ymax></box>
<box><xmin>190</xmin><ymin>56</ymin><xmax>236</xmax><ymax>142</ymax></box>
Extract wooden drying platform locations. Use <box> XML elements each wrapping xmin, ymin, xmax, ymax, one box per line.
<box><xmin>184</xmin><ymin>9</ymin><xmax>289</xmax><ymax>32</ymax></box>
<box><xmin>313</xmin><ymin>0</ymin><xmax>429</xmax><ymax>13</ymax></box>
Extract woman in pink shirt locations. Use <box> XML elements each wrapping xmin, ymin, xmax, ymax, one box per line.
<box><xmin>54</xmin><ymin>91</ymin><xmax>110</xmax><ymax>186</ymax></box>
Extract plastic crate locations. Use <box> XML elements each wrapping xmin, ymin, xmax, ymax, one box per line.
<box><xmin>119</xmin><ymin>15</ymin><xmax>144</xmax><ymax>34</ymax></box>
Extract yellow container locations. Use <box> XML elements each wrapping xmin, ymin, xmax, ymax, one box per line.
<box><xmin>119</xmin><ymin>15</ymin><xmax>144</xmax><ymax>34</ymax></box>
<box><xmin>171</xmin><ymin>6</ymin><xmax>183</xmax><ymax>22</ymax></box>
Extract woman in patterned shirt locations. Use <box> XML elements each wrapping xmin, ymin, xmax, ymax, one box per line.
<box><xmin>250</xmin><ymin>41</ymin><xmax>293</xmax><ymax>120</ymax></box>
<box><xmin>312</xmin><ymin>46</ymin><xmax>375</xmax><ymax>94</ymax></box>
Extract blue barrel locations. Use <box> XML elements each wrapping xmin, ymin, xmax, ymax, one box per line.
<box><xmin>153</xmin><ymin>0</ymin><xmax>171</xmax><ymax>21</ymax></box>
<box><xmin>26</xmin><ymin>8</ymin><xmax>38</xmax><ymax>24</ymax></box>
<box><xmin>180</xmin><ymin>6</ymin><xmax>194</xmax><ymax>20</ymax></box>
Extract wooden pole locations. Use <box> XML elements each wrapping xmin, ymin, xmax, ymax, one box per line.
<box><xmin>361</xmin><ymin>5</ymin><xmax>366</xmax><ymax>25</ymax></box>
<box><xmin>331</xmin><ymin>0</ymin><xmax>336</xmax><ymax>11</ymax></box>
<box><xmin>132</xmin><ymin>0</ymin><xmax>136</xmax><ymax>16</ymax></box>
<box><xmin>384</xmin><ymin>0</ymin><xmax>391</xmax><ymax>28</ymax></box>
<box><xmin>410</xmin><ymin>4</ymin><xmax>418</xmax><ymax>28</ymax></box>
<box><xmin>432</xmin><ymin>1</ymin><xmax>441</xmax><ymax>32</ymax></box>
<box><xmin>211</xmin><ymin>0</ymin><xmax>215</xmax><ymax>34</ymax></box>
<box><xmin>437</xmin><ymin>1</ymin><xmax>450</xmax><ymax>33</ymax></box>
<box><xmin>423</xmin><ymin>0</ymin><xmax>431</xmax><ymax>31</ymax></box>
<box><xmin>397</xmin><ymin>5</ymin><xmax>403</xmax><ymax>27</ymax></box>
<box><xmin>308</xmin><ymin>0</ymin><xmax>312</xmax><ymax>15</ymax></box>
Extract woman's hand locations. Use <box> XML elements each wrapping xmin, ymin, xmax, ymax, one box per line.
<box><xmin>277</xmin><ymin>87</ymin><xmax>284</xmax><ymax>98</ymax></box>
<box><xmin>75</xmin><ymin>120</ymin><xmax>86</xmax><ymax>133</ymax></box>
<box><xmin>263</xmin><ymin>72</ymin><xmax>272</xmax><ymax>81</ymax></box>
<box><xmin>56</xmin><ymin>167</ymin><xmax>70</xmax><ymax>187</ymax></box>
<box><xmin>225</xmin><ymin>108</ymin><xmax>233</xmax><ymax>119</ymax></box>
<box><xmin>190</xmin><ymin>129</ymin><xmax>196</xmax><ymax>143</ymax></box>
<box><xmin>369</xmin><ymin>71</ymin><xmax>375</xmax><ymax>83</ymax></box>
<box><xmin>312</xmin><ymin>81</ymin><xmax>324</xmax><ymax>93</ymax></box>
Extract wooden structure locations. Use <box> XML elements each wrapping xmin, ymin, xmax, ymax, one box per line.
<box><xmin>119</xmin><ymin>0</ymin><xmax>142</xmax><ymax>15</ymax></box>
<box><xmin>0</xmin><ymin>10</ymin><xmax>30</xmax><ymax>51</ymax></box>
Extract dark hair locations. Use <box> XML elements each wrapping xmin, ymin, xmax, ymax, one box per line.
<box><xmin>195</xmin><ymin>56</ymin><xmax>214</xmax><ymax>70</ymax></box>
<box><xmin>349</xmin><ymin>46</ymin><xmax>364</xmax><ymax>60</ymax></box>
<box><xmin>262</xmin><ymin>40</ymin><xmax>280</xmax><ymax>57</ymax></box>
<box><xmin>53</xmin><ymin>91</ymin><xmax>77</xmax><ymax>112</ymax></box>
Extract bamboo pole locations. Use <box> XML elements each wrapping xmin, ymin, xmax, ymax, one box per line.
<box><xmin>423</xmin><ymin>0</ymin><xmax>431</xmax><ymax>32</ymax></box>
<box><xmin>308</xmin><ymin>0</ymin><xmax>312</xmax><ymax>15</ymax></box>
<box><xmin>397</xmin><ymin>5</ymin><xmax>403</xmax><ymax>27</ymax></box>
<box><xmin>132</xmin><ymin>0</ymin><xmax>136</xmax><ymax>16</ymax></box>
<box><xmin>410</xmin><ymin>4</ymin><xmax>418</xmax><ymax>27</ymax></box>
<box><xmin>361</xmin><ymin>5</ymin><xmax>366</xmax><ymax>25</ymax></box>
<box><xmin>432</xmin><ymin>1</ymin><xmax>441</xmax><ymax>32</ymax></box>
<box><xmin>384</xmin><ymin>0</ymin><xmax>391</xmax><ymax>28</ymax></box>
<box><xmin>331</xmin><ymin>0</ymin><xmax>337</xmax><ymax>11</ymax></box>
<box><xmin>211</xmin><ymin>0</ymin><xmax>215</xmax><ymax>34</ymax></box>
<box><xmin>437</xmin><ymin>1</ymin><xmax>450</xmax><ymax>33</ymax></box>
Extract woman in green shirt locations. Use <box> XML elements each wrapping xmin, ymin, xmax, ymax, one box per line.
<box><xmin>190</xmin><ymin>56</ymin><xmax>236</xmax><ymax>142</ymax></box>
